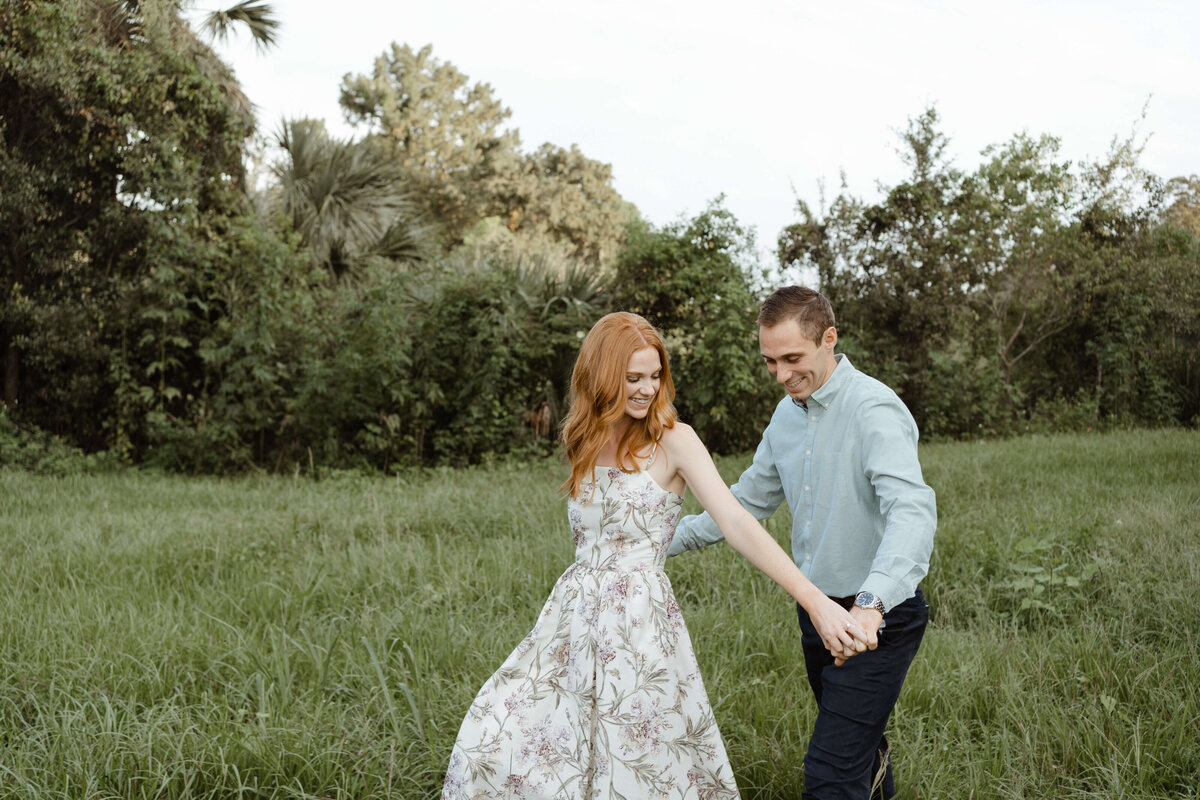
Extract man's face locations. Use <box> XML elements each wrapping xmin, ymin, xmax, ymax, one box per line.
<box><xmin>759</xmin><ymin>320</ymin><xmax>838</xmax><ymax>402</ymax></box>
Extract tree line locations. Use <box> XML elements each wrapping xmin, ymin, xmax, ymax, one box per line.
<box><xmin>2</xmin><ymin>0</ymin><xmax>1198</xmax><ymax>473</ymax></box>
<box><xmin>781</xmin><ymin>110</ymin><xmax>1200</xmax><ymax>439</ymax></box>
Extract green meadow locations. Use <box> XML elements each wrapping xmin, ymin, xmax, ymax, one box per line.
<box><xmin>1</xmin><ymin>429</ymin><xmax>1198</xmax><ymax>799</ymax></box>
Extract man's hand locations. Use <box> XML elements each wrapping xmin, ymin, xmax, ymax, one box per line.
<box><xmin>834</xmin><ymin>606</ymin><xmax>883</xmax><ymax>666</ymax></box>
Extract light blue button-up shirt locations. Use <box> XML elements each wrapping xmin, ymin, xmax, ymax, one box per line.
<box><xmin>668</xmin><ymin>354</ymin><xmax>936</xmax><ymax>612</ymax></box>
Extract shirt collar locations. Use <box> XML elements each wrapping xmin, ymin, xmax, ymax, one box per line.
<box><xmin>792</xmin><ymin>353</ymin><xmax>853</xmax><ymax>412</ymax></box>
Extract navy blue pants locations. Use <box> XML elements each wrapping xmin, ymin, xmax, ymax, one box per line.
<box><xmin>795</xmin><ymin>588</ymin><xmax>928</xmax><ymax>800</ymax></box>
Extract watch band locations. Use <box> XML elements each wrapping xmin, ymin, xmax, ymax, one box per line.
<box><xmin>854</xmin><ymin>591</ymin><xmax>886</xmax><ymax>614</ymax></box>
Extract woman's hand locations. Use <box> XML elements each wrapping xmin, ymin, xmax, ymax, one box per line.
<box><xmin>806</xmin><ymin>595</ymin><xmax>872</xmax><ymax>663</ymax></box>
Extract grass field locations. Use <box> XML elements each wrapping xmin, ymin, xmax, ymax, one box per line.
<box><xmin>1</xmin><ymin>429</ymin><xmax>1198</xmax><ymax>798</ymax></box>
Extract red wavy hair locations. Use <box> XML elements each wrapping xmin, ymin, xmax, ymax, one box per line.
<box><xmin>560</xmin><ymin>312</ymin><xmax>678</xmax><ymax>499</ymax></box>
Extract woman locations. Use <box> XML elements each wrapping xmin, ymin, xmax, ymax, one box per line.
<box><xmin>442</xmin><ymin>312</ymin><xmax>868</xmax><ymax>799</ymax></box>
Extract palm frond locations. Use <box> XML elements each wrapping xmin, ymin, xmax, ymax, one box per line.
<box><xmin>201</xmin><ymin>1</ymin><xmax>279</xmax><ymax>52</ymax></box>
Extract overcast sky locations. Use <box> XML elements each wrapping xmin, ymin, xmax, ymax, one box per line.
<box><xmin>199</xmin><ymin>0</ymin><xmax>1200</xmax><ymax>254</ymax></box>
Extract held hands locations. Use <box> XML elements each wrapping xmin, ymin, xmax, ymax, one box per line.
<box><xmin>832</xmin><ymin>606</ymin><xmax>884</xmax><ymax>666</ymax></box>
<box><xmin>807</xmin><ymin>596</ymin><xmax>883</xmax><ymax>665</ymax></box>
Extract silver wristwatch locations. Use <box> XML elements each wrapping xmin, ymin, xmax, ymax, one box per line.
<box><xmin>854</xmin><ymin>591</ymin><xmax>886</xmax><ymax>615</ymax></box>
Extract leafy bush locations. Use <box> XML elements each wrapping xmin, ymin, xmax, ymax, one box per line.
<box><xmin>0</xmin><ymin>407</ymin><xmax>121</xmax><ymax>475</ymax></box>
<box><xmin>920</xmin><ymin>343</ymin><xmax>1021</xmax><ymax>440</ymax></box>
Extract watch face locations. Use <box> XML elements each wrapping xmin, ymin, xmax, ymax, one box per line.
<box><xmin>856</xmin><ymin>592</ymin><xmax>882</xmax><ymax>610</ymax></box>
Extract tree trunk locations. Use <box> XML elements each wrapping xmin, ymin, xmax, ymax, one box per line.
<box><xmin>3</xmin><ymin>336</ymin><xmax>15</xmax><ymax>406</ymax></box>
<box><xmin>2</xmin><ymin>247</ymin><xmax>23</xmax><ymax>406</ymax></box>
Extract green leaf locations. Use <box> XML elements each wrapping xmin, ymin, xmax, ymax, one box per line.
<box><xmin>1015</xmin><ymin>536</ymin><xmax>1044</xmax><ymax>553</ymax></box>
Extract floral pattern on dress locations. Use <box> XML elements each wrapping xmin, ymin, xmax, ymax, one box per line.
<box><xmin>442</xmin><ymin>467</ymin><xmax>740</xmax><ymax>800</ymax></box>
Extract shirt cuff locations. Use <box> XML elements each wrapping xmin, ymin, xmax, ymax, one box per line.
<box><xmin>861</xmin><ymin>572</ymin><xmax>916</xmax><ymax>614</ymax></box>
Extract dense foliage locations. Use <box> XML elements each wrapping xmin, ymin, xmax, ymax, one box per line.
<box><xmin>1</xmin><ymin>0</ymin><xmax>289</xmax><ymax>460</ymax></box>
<box><xmin>3</xmin><ymin>6</ymin><xmax>1198</xmax><ymax>474</ymax></box>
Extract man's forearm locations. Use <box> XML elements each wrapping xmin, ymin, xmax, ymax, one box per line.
<box><xmin>668</xmin><ymin>511</ymin><xmax>726</xmax><ymax>557</ymax></box>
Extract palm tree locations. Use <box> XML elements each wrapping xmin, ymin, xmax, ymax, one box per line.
<box><xmin>269</xmin><ymin>119</ymin><xmax>437</xmax><ymax>282</ymax></box>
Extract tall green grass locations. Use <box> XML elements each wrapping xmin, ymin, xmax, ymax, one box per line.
<box><xmin>1</xmin><ymin>429</ymin><xmax>1197</xmax><ymax>798</ymax></box>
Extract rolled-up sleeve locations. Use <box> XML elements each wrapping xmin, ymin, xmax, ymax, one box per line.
<box><xmin>858</xmin><ymin>399</ymin><xmax>937</xmax><ymax>611</ymax></box>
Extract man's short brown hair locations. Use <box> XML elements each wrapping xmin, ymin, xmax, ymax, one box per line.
<box><xmin>757</xmin><ymin>286</ymin><xmax>836</xmax><ymax>343</ymax></box>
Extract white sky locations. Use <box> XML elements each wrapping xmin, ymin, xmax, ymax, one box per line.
<box><xmin>199</xmin><ymin>0</ymin><xmax>1200</xmax><ymax>257</ymax></box>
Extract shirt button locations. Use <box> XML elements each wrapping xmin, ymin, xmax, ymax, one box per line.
<box><xmin>805</xmin><ymin>450</ymin><xmax>811</xmax><ymax>455</ymax></box>
<box><xmin>805</xmin><ymin>555</ymin><xmax>812</xmax><ymax>562</ymax></box>
<box><xmin>804</xmin><ymin>485</ymin><xmax>810</xmax><ymax>492</ymax></box>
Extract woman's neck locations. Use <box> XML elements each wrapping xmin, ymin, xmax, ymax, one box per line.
<box><xmin>598</xmin><ymin>416</ymin><xmax>635</xmax><ymax>467</ymax></box>
<box><xmin>611</xmin><ymin>415</ymin><xmax>633</xmax><ymax>440</ymax></box>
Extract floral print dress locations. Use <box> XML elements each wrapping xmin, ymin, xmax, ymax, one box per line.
<box><xmin>442</xmin><ymin>464</ymin><xmax>740</xmax><ymax>800</ymax></box>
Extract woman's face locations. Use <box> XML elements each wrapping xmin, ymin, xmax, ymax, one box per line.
<box><xmin>623</xmin><ymin>346</ymin><xmax>661</xmax><ymax>420</ymax></box>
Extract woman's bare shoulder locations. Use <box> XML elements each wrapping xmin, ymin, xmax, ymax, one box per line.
<box><xmin>661</xmin><ymin>422</ymin><xmax>702</xmax><ymax>453</ymax></box>
<box><xmin>661</xmin><ymin>421</ymin><xmax>695</xmax><ymax>439</ymax></box>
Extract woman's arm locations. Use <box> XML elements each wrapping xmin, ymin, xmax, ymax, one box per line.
<box><xmin>663</xmin><ymin>424</ymin><xmax>873</xmax><ymax>660</ymax></box>
<box><xmin>667</xmin><ymin>415</ymin><xmax>786</xmax><ymax>557</ymax></box>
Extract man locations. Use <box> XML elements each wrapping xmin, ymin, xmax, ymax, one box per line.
<box><xmin>668</xmin><ymin>286</ymin><xmax>936</xmax><ymax>799</ymax></box>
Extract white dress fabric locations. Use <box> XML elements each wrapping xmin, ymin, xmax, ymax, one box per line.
<box><xmin>442</xmin><ymin>461</ymin><xmax>740</xmax><ymax>800</ymax></box>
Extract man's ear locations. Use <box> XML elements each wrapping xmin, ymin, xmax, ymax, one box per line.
<box><xmin>823</xmin><ymin>326</ymin><xmax>838</xmax><ymax>350</ymax></box>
